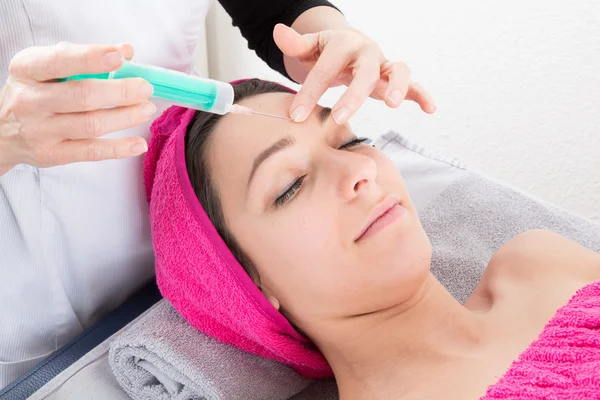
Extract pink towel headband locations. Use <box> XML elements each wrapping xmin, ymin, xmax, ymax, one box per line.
<box><xmin>143</xmin><ymin>79</ymin><xmax>332</xmax><ymax>378</ymax></box>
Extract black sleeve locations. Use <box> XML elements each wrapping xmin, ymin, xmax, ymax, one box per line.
<box><xmin>216</xmin><ymin>0</ymin><xmax>341</xmax><ymax>81</ymax></box>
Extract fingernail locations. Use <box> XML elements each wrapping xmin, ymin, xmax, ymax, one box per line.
<box><xmin>117</xmin><ymin>43</ymin><xmax>134</xmax><ymax>60</ymax></box>
<box><xmin>141</xmin><ymin>102</ymin><xmax>157</xmax><ymax>117</ymax></box>
<box><xmin>388</xmin><ymin>90</ymin><xmax>403</xmax><ymax>106</ymax></box>
<box><xmin>139</xmin><ymin>82</ymin><xmax>154</xmax><ymax>98</ymax></box>
<box><xmin>130</xmin><ymin>142</ymin><xmax>148</xmax><ymax>155</ymax></box>
<box><xmin>102</xmin><ymin>51</ymin><xmax>122</xmax><ymax>68</ymax></box>
<box><xmin>290</xmin><ymin>106</ymin><xmax>307</xmax><ymax>122</ymax></box>
<box><xmin>332</xmin><ymin>107</ymin><xmax>349</xmax><ymax>124</ymax></box>
<box><xmin>428</xmin><ymin>104</ymin><xmax>437</xmax><ymax>113</ymax></box>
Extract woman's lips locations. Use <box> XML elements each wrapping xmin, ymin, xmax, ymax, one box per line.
<box><xmin>355</xmin><ymin>196</ymin><xmax>405</xmax><ymax>242</ymax></box>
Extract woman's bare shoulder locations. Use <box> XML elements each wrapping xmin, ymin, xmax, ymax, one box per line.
<box><xmin>488</xmin><ymin>229</ymin><xmax>600</xmax><ymax>285</ymax></box>
<box><xmin>467</xmin><ymin>230</ymin><xmax>600</xmax><ymax>324</ymax></box>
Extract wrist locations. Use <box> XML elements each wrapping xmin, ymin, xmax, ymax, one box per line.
<box><xmin>286</xmin><ymin>6</ymin><xmax>353</xmax><ymax>83</ymax></box>
<box><xmin>291</xmin><ymin>6</ymin><xmax>350</xmax><ymax>35</ymax></box>
<box><xmin>0</xmin><ymin>138</ymin><xmax>16</xmax><ymax>176</ymax></box>
<box><xmin>0</xmin><ymin>164</ymin><xmax>14</xmax><ymax>176</ymax></box>
<box><xmin>0</xmin><ymin>152</ymin><xmax>16</xmax><ymax>174</ymax></box>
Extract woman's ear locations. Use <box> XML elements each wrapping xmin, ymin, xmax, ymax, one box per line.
<box><xmin>260</xmin><ymin>286</ymin><xmax>305</xmax><ymax>336</ymax></box>
<box><xmin>266</xmin><ymin>294</ymin><xmax>280</xmax><ymax>311</ymax></box>
<box><xmin>259</xmin><ymin>284</ymin><xmax>281</xmax><ymax>310</ymax></box>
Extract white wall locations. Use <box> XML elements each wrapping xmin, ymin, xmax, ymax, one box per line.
<box><xmin>202</xmin><ymin>0</ymin><xmax>600</xmax><ymax>222</ymax></box>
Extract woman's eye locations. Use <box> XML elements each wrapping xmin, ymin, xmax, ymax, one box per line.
<box><xmin>272</xmin><ymin>138</ymin><xmax>368</xmax><ymax>207</ymax></box>
<box><xmin>339</xmin><ymin>137</ymin><xmax>368</xmax><ymax>150</ymax></box>
<box><xmin>274</xmin><ymin>176</ymin><xmax>305</xmax><ymax>207</ymax></box>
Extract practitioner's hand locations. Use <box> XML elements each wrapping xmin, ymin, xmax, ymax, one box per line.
<box><xmin>273</xmin><ymin>24</ymin><xmax>436</xmax><ymax>124</ymax></box>
<box><xmin>0</xmin><ymin>42</ymin><xmax>156</xmax><ymax>175</ymax></box>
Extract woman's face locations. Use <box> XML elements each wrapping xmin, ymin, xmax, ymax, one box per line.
<box><xmin>207</xmin><ymin>92</ymin><xmax>432</xmax><ymax>333</ymax></box>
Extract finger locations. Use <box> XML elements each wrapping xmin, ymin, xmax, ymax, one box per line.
<box><xmin>44</xmin><ymin>101</ymin><xmax>157</xmax><ymax>139</ymax></box>
<box><xmin>9</xmin><ymin>42</ymin><xmax>126</xmax><ymax>82</ymax></box>
<box><xmin>405</xmin><ymin>81</ymin><xmax>436</xmax><ymax>114</ymax></box>
<box><xmin>55</xmin><ymin>136</ymin><xmax>148</xmax><ymax>165</ymax></box>
<box><xmin>117</xmin><ymin>43</ymin><xmax>134</xmax><ymax>60</ymax></box>
<box><xmin>290</xmin><ymin>42</ymin><xmax>353</xmax><ymax>122</ymax></box>
<box><xmin>381</xmin><ymin>61</ymin><xmax>410</xmax><ymax>108</ymax></box>
<box><xmin>330</xmin><ymin>58</ymin><xmax>381</xmax><ymax>124</ymax></box>
<box><xmin>41</xmin><ymin>78</ymin><xmax>154</xmax><ymax>113</ymax></box>
<box><xmin>272</xmin><ymin>23</ymin><xmax>319</xmax><ymax>59</ymax></box>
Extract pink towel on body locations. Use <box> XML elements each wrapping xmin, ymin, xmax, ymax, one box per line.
<box><xmin>482</xmin><ymin>280</ymin><xmax>600</xmax><ymax>399</ymax></box>
<box><xmin>143</xmin><ymin>80</ymin><xmax>332</xmax><ymax>379</ymax></box>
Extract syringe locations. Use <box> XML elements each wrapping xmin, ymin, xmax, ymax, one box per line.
<box><xmin>58</xmin><ymin>60</ymin><xmax>293</xmax><ymax>121</ymax></box>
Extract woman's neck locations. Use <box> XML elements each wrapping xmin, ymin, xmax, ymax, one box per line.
<box><xmin>314</xmin><ymin>273</ymin><xmax>489</xmax><ymax>399</ymax></box>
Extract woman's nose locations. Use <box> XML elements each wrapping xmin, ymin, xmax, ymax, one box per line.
<box><xmin>334</xmin><ymin>152</ymin><xmax>377</xmax><ymax>201</ymax></box>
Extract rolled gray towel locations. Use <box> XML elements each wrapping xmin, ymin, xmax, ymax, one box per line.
<box><xmin>108</xmin><ymin>299</ymin><xmax>311</xmax><ymax>400</ymax></box>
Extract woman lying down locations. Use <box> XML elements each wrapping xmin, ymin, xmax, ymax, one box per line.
<box><xmin>144</xmin><ymin>79</ymin><xmax>600</xmax><ymax>400</ymax></box>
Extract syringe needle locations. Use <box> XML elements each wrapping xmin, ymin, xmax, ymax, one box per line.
<box><xmin>249</xmin><ymin>110</ymin><xmax>294</xmax><ymax>121</ymax></box>
<box><xmin>227</xmin><ymin>104</ymin><xmax>293</xmax><ymax>121</ymax></box>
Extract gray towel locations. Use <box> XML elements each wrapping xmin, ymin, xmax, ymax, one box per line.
<box><xmin>108</xmin><ymin>299</ymin><xmax>311</xmax><ymax>400</ymax></box>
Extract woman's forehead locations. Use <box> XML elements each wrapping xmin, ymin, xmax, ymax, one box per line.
<box><xmin>213</xmin><ymin>92</ymin><xmax>327</xmax><ymax>146</ymax></box>
<box><xmin>208</xmin><ymin>93</ymin><xmax>296</xmax><ymax>177</ymax></box>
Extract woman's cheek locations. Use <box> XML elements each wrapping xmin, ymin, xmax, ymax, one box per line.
<box><xmin>276</xmin><ymin>211</ymin><xmax>332</xmax><ymax>256</ymax></box>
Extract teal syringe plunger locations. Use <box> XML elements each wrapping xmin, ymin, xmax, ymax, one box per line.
<box><xmin>58</xmin><ymin>60</ymin><xmax>293</xmax><ymax>120</ymax></box>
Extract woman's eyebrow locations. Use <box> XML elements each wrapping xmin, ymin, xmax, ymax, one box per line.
<box><xmin>319</xmin><ymin>107</ymin><xmax>332</xmax><ymax>124</ymax></box>
<box><xmin>247</xmin><ymin>135</ymin><xmax>296</xmax><ymax>188</ymax></box>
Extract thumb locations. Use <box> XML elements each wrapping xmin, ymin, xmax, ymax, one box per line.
<box><xmin>117</xmin><ymin>42</ymin><xmax>134</xmax><ymax>61</ymax></box>
<box><xmin>273</xmin><ymin>23</ymin><xmax>319</xmax><ymax>58</ymax></box>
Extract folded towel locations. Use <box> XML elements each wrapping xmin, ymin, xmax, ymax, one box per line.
<box><xmin>481</xmin><ymin>280</ymin><xmax>600</xmax><ymax>399</ymax></box>
<box><xmin>109</xmin><ymin>299</ymin><xmax>312</xmax><ymax>400</ymax></box>
<box><xmin>143</xmin><ymin>79</ymin><xmax>331</xmax><ymax>379</ymax></box>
